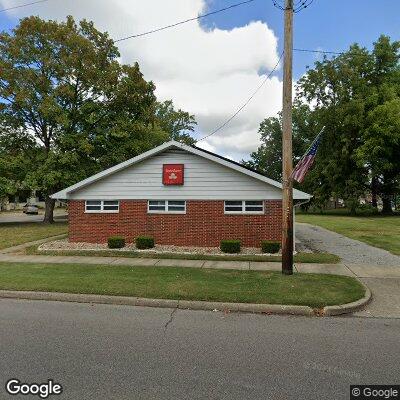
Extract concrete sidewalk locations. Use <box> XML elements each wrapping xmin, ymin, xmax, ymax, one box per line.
<box><xmin>0</xmin><ymin>252</ymin><xmax>344</xmax><ymax>273</ymax></box>
<box><xmin>1</xmin><ymin>252</ymin><xmax>400</xmax><ymax>279</ymax></box>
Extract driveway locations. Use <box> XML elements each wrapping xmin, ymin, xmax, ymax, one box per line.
<box><xmin>0</xmin><ymin>299</ymin><xmax>399</xmax><ymax>400</ymax></box>
<box><xmin>296</xmin><ymin>222</ymin><xmax>400</xmax><ymax>266</ymax></box>
<box><xmin>296</xmin><ymin>222</ymin><xmax>400</xmax><ymax>318</ymax></box>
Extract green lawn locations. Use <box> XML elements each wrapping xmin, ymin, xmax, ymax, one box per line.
<box><xmin>26</xmin><ymin>246</ymin><xmax>340</xmax><ymax>264</ymax></box>
<box><xmin>0</xmin><ymin>222</ymin><xmax>68</xmax><ymax>250</ymax></box>
<box><xmin>0</xmin><ymin>262</ymin><xmax>364</xmax><ymax>308</ymax></box>
<box><xmin>296</xmin><ymin>214</ymin><xmax>400</xmax><ymax>255</ymax></box>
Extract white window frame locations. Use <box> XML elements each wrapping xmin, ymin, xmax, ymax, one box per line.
<box><xmin>85</xmin><ymin>200</ymin><xmax>119</xmax><ymax>213</ymax></box>
<box><xmin>147</xmin><ymin>200</ymin><xmax>186</xmax><ymax>214</ymax></box>
<box><xmin>224</xmin><ymin>200</ymin><xmax>264</xmax><ymax>215</ymax></box>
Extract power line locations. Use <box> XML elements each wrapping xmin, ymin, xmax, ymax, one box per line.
<box><xmin>0</xmin><ymin>0</ymin><xmax>49</xmax><ymax>13</ymax></box>
<box><xmin>115</xmin><ymin>0</ymin><xmax>257</xmax><ymax>42</ymax></box>
<box><xmin>294</xmin><ymin>0</ymin><xmax>315</xmax><ymax>13</ymax></box>
<box><xmin>294</xmin><ymin>48</ymin><xmax>344</xmax><ymax>55</ymax></box>
<box><xmin>272</xmin><ymin>0</ymin><xmax>315</xmax><ymax>12</ymax></box>
<box><xmin>293</xmin><ymin>48</ymin><xmax>372</xmax><ymax>57</ymax></box>
<box><xmin>196</xmin><ymin>51</ymin><xmax>284</xmax><ymax>143</ymax></box>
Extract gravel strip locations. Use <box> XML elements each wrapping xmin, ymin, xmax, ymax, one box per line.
<box><xmin>38</xmin><ymin>239</ymin><xmax>276</xmax><ymax>256</ymax></box>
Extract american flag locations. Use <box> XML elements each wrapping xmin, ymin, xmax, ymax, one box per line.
<box><xmin>292</xmin><ymin>129</ymin><xmax>324</xmax><ymax>183</ymax></box>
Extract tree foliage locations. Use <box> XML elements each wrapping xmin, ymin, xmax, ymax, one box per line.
<box><xmin>0</xmin><ymin>16</ymin><xmax>196</xmax><ymax>220</ymax></box>
<box><xmin>247</xmin><ymin>35</ymin><xmax>400</xmax><ymax>213</ymax></box>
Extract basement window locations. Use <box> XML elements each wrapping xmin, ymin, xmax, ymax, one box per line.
<box><xmin>85</xmin><ymin>200</ymin><xmax>119</xmax><ymax>213</ymax></box>
<box><xmin>224</xmin><ymin>200</ymin><xmax>264</xmax><ymax>214</ymax></box>
<box><xmin>148</xmin><ymin>200</ymin><xmax>186</xmax><ymax>214</ymax></box>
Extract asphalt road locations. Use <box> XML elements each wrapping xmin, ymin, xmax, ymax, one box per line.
<box><xmin>0</xmin><ymin>299</ymin><xmax>399</xmax><ymax>400</ymax></box>
<box><xmin>0</xmin><ymin>211</ymin><xmax>67</xmax><ymax>224</ymax></box>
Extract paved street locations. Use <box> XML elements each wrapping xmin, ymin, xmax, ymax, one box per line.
<box><xmin>0</xmin><ymin>211</ymin><xmax>67</xmax><ymax>224</ymax></box>
<box><xmin>0</xmin><ymin>299</ymin><xmax>399</xmax><ymax>400</ymax></box>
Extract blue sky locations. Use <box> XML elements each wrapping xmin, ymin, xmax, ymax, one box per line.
<box><xmin>0</xmin><ymin>0</ymin><xmax>398</xmax><ymax>159</ymax></box>
<box><xmin>1</xmin><ymin>0</ymin><xmax>398</xmax><ymax>79</ymax></box>
<box><xmin>202</xmin><ymin>0</ymin><xmax>400</xmax><ymax>79</ymax></box>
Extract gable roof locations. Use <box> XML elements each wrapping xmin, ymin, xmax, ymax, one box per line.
<box><xmin>51</xmin><ymin>140</ymin><xmax>311</xmax><ymax>200</ymax></box>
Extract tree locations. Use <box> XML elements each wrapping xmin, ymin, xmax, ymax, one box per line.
<box><xmin>0</xmin><ymin>16</ymin><xmax>196</xmax><ymax>222</ymax></box>
<box><xmin>298</xmin><ymin>36</ymin><xmax>399</xmax><ymax>213</ymax></box>
<box><xmin>155</xmin><ymin>100</ymin><xmax>197</xmax><ymax>145</ymax></box>
<box><xmin>245</xmin><ymin>101</ymin><xmax>320</xmax><ymax>182</ymax></box>
<box><xmin>247</xmin><ymin>36</ymin><xmax>400</xmax><ymax>213</ymax></box>
<box><xmin>357</xmin><ymin>99</ymin><xmax>400</xmax><ymax>213</ymax></box>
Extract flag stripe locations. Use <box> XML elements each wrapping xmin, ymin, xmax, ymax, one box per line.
<box><xmin>292</xmin><ymin>130</ymin><xmax>323</xmax><ymax>183</ymax></box>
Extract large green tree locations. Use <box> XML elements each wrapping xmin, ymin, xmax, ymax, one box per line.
<box><xmin>0</xmin><ymin>16</ymin><xmax>196</xmax><ymax>222</ymax></box>
<box><xmin>248</xmin><ymin>35</ymin><xmax>400</xmax><ymax>213</ymax></box>
<box><xmin>245</xmin><ymin>101</ymin><xmax>320</xmax><ymax>182</ymax></box>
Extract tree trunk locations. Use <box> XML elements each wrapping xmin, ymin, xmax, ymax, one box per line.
<box><xmin>43</xmin><ymin>196</ymin><xmax>56</xmax><ymax>223</ymax></box>
<box><xmin>381</xmin><ymin>196</ymin><xmax>393</xmax><ymax>215</ymax></box>
<box><xmin>371</xmin><ymin>176</ymin><xmax>378</xmax><ymax>208</ymax></box>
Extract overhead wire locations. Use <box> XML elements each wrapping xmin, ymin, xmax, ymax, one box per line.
<box><xmin>0</xmin><ymin>0</ymin><xmax>49</xmax><ymax>13</ymax></box>
<box><xmin>196</xmin><ymin>52</ymin><xmax>284</xmax><ymax>143</ymax></box>
<box><xmin>115</xmin><ymin>0</ymin><xmax>257</xmax><ymax>42</ymax></box>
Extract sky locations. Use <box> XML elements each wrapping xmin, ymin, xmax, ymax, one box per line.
<box><xmin>0</xmin><ymin>0</ymin><xmax>399</xmax><ymax>161</ymax></box>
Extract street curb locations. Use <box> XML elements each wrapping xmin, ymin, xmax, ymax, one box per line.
<box><xmin>0</xmin><ymin>290</ymin><xmax>314</xmax><ymax>316</ymax></box>
<box><xmin>322</xmin><ymin>280</ymin><xmax>372</xmax><ymax>316</ymax></box>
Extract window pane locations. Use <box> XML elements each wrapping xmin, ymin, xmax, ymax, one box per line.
<box><xmin>225</xmin><ymin>201</ymin><xmax>242</xmax><ymax>206</ymax></box>
<box><xmin>149</xmin><ymin>200</ymin><xmax>166</xmax><ymax>211</ymax></box>
<box><xmin>86</xmin><ymin>205</ymin><xmax>101</xmax><ymax>210</ymax></box>
<box><xmin>167</xmin><ymin>201</ymin><xmax>185</xmax><ymax>212</ymax></box>
<box><xmin>225</xmin><ymin>201</ymin><xmax>243</xmax><ymax>212</ymax></box>
<box><xmin>245</xmin><ymin>201</ymin><xmax>263</xmax><ymax>212</ymax></box>
<box><xmin>86</xmin><ymin>200</ymin><xmax>101</xmax><ymax>211</ymax></box>
<box><xmin>149</xmin><ymin>201</ymin><xmax>165</xmax><ymax>206</ymax></box>
<box><xmin>103</xmin><ymin>201</ymin><xmax>119</xmax><ymax>206</ymax></box>
<box><xmin>168</xmin><ymin>205</ymin><xmax>185</xmax><ymax>211</ymax></box>
<box><xmin>168</xmin><ymin>201</ymin><xmax>185</xmax><ymax>206</ymax></box>
<box><xmin>103</xmin><ymin>205</ymin><xmax>119</xmax><ymax>210</ymax></box>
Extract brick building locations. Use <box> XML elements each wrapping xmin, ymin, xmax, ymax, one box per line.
<box><xmin>52</xmin><ymin>141</ymin><xmax>311</xmax><ymax>247</ymax></box>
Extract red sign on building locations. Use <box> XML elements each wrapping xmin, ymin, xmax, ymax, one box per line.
<box><xmin>163</xmin><ymin>164</ymin><xmax>184</xmax><ymax>185</ymax></box>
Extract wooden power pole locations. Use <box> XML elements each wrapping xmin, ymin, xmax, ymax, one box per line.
<box><xmin>281</xmin><ymin>0</ymin><xmax>294</xmax><ymax>275</ymax></box>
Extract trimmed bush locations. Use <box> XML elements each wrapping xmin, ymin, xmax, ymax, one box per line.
<box><xmin>261</xmin><ymin>240</ymin><xmax>281</xmax><ymax>254</ymax></box>
<box><xmin>107</xmin><ymin>236</ymin><xmax>125</xmax><ymax>249</ymax></box>
<box><xmin>220</xmin><ymin>240</ymin><xmax>241</xmax><ymax>254</ymax></box>
<box><xmin>136</xmin><ymin>236</ymin><xmax>155</xmax><ymax>249</ymax></box>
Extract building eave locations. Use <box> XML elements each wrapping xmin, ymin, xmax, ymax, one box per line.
<box><xmin>51</xmin><ymin>140</ymin><xmax>312</xmax><ymax>200</ymax></box>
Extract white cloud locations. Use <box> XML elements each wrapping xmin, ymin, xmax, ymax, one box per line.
<box><xmin>1</xmin><ymin>0</ymin><xmax>282</xmax><ymax>160</ymax></box>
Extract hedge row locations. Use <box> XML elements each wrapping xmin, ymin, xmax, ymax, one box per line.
<box><xmin>108</xmin><ymin>236</ymin><xmax>281</xmax><ymax>254</ymax></box>
<box><xmin>107</xmin><ymin>236</ymin><xmax>155</xmax><ymax>249</ymax></box>
<box><xmin>220</xmin><ymin>240</ymin><xmax>281</xmax><ymax>254</ymax></box>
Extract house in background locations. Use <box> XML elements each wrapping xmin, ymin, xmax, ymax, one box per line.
<box><xmin>52</xmin><ymin>141</ymin><xmax>311</xmax><ymax>247</ymax></box>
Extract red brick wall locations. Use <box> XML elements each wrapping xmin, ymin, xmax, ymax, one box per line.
<box><xmin>68</xmin><ymin>200</ymin><xmax>282</xmax><ymax>247</ymax></box>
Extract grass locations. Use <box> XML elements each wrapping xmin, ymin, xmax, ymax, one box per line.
<box><xmin>0</xmin><ymin>222</ymin><xmax>68</xmax><ymax>250</ymax></box>
<box><xmin>296</xmin><ymin>214</ymin><xmax>400</xmax><ymax>255</ymax></box>
<box><xmin>25</xmin><ymin>246</ymin><xmax>340</xmax><ymax>264</ymax></box>
<box><xmin>0</xmin><ymin>262</ymin><xmax>364</xmax><ymax>308</ymax></box>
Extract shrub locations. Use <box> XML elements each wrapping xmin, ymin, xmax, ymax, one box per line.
<box><xmin>261</xmin><ymin>240</ymin><xmax>280</xmax><ymax>254</ymax></box>
<box><xmin>107</xmin><ymin>236</ymin><xmax>125</xmax><ymax>249</ymax></box>
<box><xmin>136</xmin><ymin>236</ymin><xmax>155</xmax><ymax>249</ymax></box>
<box><xmin>220</xmin><ymin>240</ymin><xmax>241</xmax><ymax>254</ymax></box>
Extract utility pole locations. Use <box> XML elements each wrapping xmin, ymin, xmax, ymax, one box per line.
<box><xmin>281</xmin><ymin>0</ymin><xmax>294</xmax><ymax>275</ymax></box>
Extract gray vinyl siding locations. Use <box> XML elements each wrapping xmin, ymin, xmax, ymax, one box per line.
<box><xmin>68</xmin><ymin>149</ymin><xmax>283</xmax><ymax>200</ymax></box>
